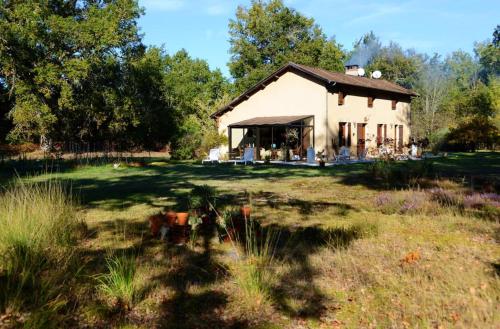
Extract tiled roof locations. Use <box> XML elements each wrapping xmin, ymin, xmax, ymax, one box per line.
<box><xmin>211</xmin><ymin>62</ymin><xmax>417</xmax><ymax>118</ymax></box>
<box><xmin>293</xmin><ymin>63</ymin><xmax>415</xmax><ymax>96</ymax></box>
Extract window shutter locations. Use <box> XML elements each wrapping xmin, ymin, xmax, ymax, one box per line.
<box><xmin>338</xmin><ymin>92</ymin><xmax>344</xmax><ymax>106</ymax></box>
<box><xmin>368</xmin><ymin>96</ymin><xmax>374</xmax><ymax>108</ymax></box>
<box><xmin>392</xmin><ymin>100</ymin><xmax>397</xmax><ymax>110</ymax></box>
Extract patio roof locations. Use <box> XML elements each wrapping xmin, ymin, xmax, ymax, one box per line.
<box><xmin>228</xmin><ymin>115</ymin><xmax>313</xmax><ymax>127</ymax></box>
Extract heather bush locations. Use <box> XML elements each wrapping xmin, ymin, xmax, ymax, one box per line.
<box><xmin>428</xmin><ymin>188</ymin><xmax>462</xmax><ymax>208</ymax></box>
<box><xmin>399</xmin><ymin>192</ymin><xmax>428</xmax><ymax>214</ymax></box>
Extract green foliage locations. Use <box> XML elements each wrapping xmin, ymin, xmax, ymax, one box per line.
<box><xmin>166</xmin><ymin>50</ymin><xmax>230</xmax><ymax>158</ymax></box>
<box><xmin>0</xmin><ymin>0</ymin><xmax>143</xmax><ymax>143</ymax></box>
<box><xmin>366</xmin><ymin>42</ymin><xmax>420</xmax><ymax>88</ymax></box>
<box><xmin>475</xmin><ymin>25</ymin><xmax>500</xmax><ymax>81</ymax></box>
<box><xmin>122</xmin><ymin>47</ymin><xmax>174</xmax><ymax>150</ymax></box>
<box><xmin>199</xmin><ymin>129</ymin><xmax>228</xmax><ymax>157</ymax></box>
<box><xmin>228</xmin><ymin>0</ymin><xmax>345</xmax><ymax>93</ymax></box>
<box><xmin>369</xmin><ymin>158</ymin><xmax>435</xmax><ymax>187</ymax></box>
<box><xmin>444</xmin><ymin>116</ymin><xmax>499</xmax><ymax>151</ymax></box>
<box><xmin>410</xmin><ymin>54</ymin><xmax>452</xmax><ymax>139</ymax></box>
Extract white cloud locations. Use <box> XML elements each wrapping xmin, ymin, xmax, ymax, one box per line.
<box><xmin>345</xmin><ymin>3</ymin><xmax>407</xmax><ymax>26</ymax></box>
<box><xmin>140</xmin><ymin>0</ymin><xmax>185</xmax><ymax>11</ymax></box>
<box><xmin>206</xmin><ymin>3</ymin><xmax>228</xmax><ymax>16</ymax></box>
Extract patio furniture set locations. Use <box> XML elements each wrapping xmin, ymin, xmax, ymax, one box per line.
<box><xmin>202</xmin><ymin>144</ymin><xmax>421</xmax><ymax>166</ymax></box>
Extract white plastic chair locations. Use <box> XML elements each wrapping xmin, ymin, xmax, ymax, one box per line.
<box><xmin>338</xmin><ymin>146</ymin><xmax>351</xmax><ymax>162</ymax></box>
<box><xmin>233</xmin><ymin>147</ymin><xmax>254</xmax><ymax>165</ymax></box>
<box><xmin>202</xmin><ymin>148</ymin><xmax>221</xmax><ymax>164</ymax></box>
<box><xmin>358</xmin><ymin>148</ymin><xmax>368</xmax><ymax>161</ymax></box>
<box><xmin>306</xmin><ymin>147</ymin><xmax>315</xmax><ymax>164</ymax></box>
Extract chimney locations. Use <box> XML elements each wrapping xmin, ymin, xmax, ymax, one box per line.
<box><xmin>345</xmin><ymin>64</ymin><xmax>359</xmax><ymax>76</ymax></box>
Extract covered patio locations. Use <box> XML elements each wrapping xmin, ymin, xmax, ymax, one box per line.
<box><xmin>228</xmin><ymin>115</ymin><xmax>314</xmax><ymax>161</ymax></box>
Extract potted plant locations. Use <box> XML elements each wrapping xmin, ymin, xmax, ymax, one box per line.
<box><xmin>216</xmin><ymin>210</ymin><xmax>240</xmax><ymax>243</ymax></box>
<box><xmin>175</xmin><ymin>197</ymin><xmax>191</xmax><ymax>226</ymax></box>
<box><xmin>316</xmin><ymin>150</ymin><xmax>326</xmax><ymax>167</ymax></box>
<box><xmin>148</xmin><ymin>212</ymin><xmax>164</xmax><ymax>237</ymax></box>
<box><xmin>176</xmin><ymin>212</ymin><xmax>190</xmax><ymax>225</ymax></box>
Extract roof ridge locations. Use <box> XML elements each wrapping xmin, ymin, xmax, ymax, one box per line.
<box><xmin>292</xmin><ymin>62</ymin><xmax>408</xmax><ymax>91</ymax></box>
<box><xmin>211</xmin><ymin>62</ymin><xmax>417</xmax><ymax>118</ymax></box>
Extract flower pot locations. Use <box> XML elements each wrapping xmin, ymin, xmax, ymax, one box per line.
<box><xmin>176</xmin><ymin>212</ymin><xmax>190</xmax><ymax>226</ymax></box>
<box><xmin>170</xmin><ymin>224</ymin><xmax>191</xmax><ymax>244</ymax></box>
<box><xmin>148</xmin><ymin>214</ymin><xmax>164</xmax><ymax>237</ymax></box>
<box><xmin>240</xmin><ymin>206</ymin><xmax>251</xmax><ymax>219</ymax></box>
<box><xmin>165</xmin><ymin>211</ymin><xmax>177</xmax><ymax>227</ymax></box>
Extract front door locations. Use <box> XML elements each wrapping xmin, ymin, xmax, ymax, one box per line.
<box><xmin>377</xmin><ymin>124</ymin><xmax>383</xmax><ymax>147</ymax></box>
<box><xmin>357</xmin><ymin>124</ymin><xmax>366</xmax><ymax>157</ymax></box>
<box><xmin>338</xmin><ymin>123</ymin><xmax>346</xmax><ymax>147</ymax></box>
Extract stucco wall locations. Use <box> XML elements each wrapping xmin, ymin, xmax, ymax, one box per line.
<box><xmin>217</xmin><ymin>71</ymin><xmax>328</xmax><ymax>153</ymax></box>
<box><xmin>328</xmin><ymin>92</ymin><xmax>411</xmax><ymax>156</ymax></box>
<box><xmin>217</xmin><ymin>70</ymin><xmax>411</xmax><ymax>159</ymax></box>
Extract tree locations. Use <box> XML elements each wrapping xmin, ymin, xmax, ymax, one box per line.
<box><xmin>228</xmin><ymin>0</ymin><xmax>345</xmax><ymax>93</ymax></box>
<box><xmin>163</xmin><ymin>49</ymin><xmax>230</xmax><ymax>158</ymax></box>
<box><xmin>0</xmin><ymin>72</ymin><xmax>12</xmax><ymax>144</ymax></box>
<box><xmin>410</xmin><ymin>54</ymin><xmax>452</xmax><ymax>140</ymax></box>
<box><xmin>0</xmin><ymin>0</ymin><xmax>143</xmax><ymax>144</ymax></box>
<box><xmin>444</xmin><ymin>116</ymin><xmax>499</xmax><ymax>151</ymax></box>
<box><xmin>444</xmin><ymin>50</ymin><xmax>480</xmax><ymax>90</ymax></box>
<box><xmin>475</xmin><ymin>25</ymin><xmax>500</xmax><ymax>82</ymax></box>
<box><xmin>365</xmin><ymin>42</ymin><xmax>421</xmax><ymax>88</ymax></box>
<box><xmin>121</xmin><ymin>47</ymin><xmax>173</xmax><ymax>150</ymax></box>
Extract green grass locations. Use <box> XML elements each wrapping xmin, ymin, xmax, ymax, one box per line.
<box><xmin>0</xmin><ymin>152</ymin><xmax>498</xmax><ymax>328</ymax></box>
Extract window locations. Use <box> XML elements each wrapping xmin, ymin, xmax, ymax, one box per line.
<box><xmin>338</xmin><ymin>91</ymin><xmax>345</xmax><ymax>106</ymax></box>
<box><xmin>392</xmin><ymin>100</ymin><xmax>397</xmax><ymax>110</ymax></box>
<box><xmin>368</xmin><ymin>96</ymin><xmax>374</xmax><ymax>108</ymax></box>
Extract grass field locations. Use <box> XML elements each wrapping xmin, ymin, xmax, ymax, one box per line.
<box><xmin>0</xmin><ymin>152</ymin><xmax>499</xmax><ymax>328</ymax></box>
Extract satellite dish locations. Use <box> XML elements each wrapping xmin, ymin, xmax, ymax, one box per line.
<box><xmin>357</xmin><ymin>68</ymin><xmax>365</xmax><ymax>76</ymax></box>
<box><xmin>372</xmin><ymin>70</ymin><xmax>382</xmax><ymax>79</ymax></box>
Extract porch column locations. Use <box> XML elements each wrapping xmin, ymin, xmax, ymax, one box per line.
<box><xmin>228</xmin><ymin>127</ymin><xmax>232</xmax><ymax>159</ymax></box>
<box><xmin>256</xmin><ymin>127</ymin><xmax>261</xmax><ymax>160</ymax></box>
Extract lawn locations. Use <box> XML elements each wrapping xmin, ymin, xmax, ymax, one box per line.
<box><xmin>0</xmin><ymin>152</ymin><xmax>499</xmax><ymax>328</ymax></box>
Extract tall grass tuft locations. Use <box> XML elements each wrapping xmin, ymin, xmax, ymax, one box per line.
<box><xmin>96</xmin><ymin>253</ymin><xmax>138</xmax><ymax>310</ymax></box>
<box><xmin>0</xmin><ymin>178</ymin><xmax>83</xmax><ymax>326</ymax></box>
<box><xmin>231</xmin><ymin>219</ymin><xmax>281</xmax><ymax>308</ymax></box>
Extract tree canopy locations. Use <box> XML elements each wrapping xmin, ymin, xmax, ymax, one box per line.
<box><xmin>0</xmin><ymin>1</ymin><xmax>498</xmax><ymax>156</ymax></box>
<box><xmin>228</xmin><ymin>0</ymin><xmax>345</xmax><ymax>93</ymax></box>
<box><xmin>0</xmin><ymin>0</ymin><xmax>144</xmax><ymax>143</ymax></box>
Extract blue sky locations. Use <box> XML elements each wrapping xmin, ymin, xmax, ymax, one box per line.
<box><xmin>137</xmin><ymin>0</ymin><xmax>499</xmax><ymax>77</ymax></box>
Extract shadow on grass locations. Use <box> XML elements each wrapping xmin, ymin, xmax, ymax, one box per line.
<box><xmin>252</xmin><ymin>191</ymin><xmax>358</xmax><ymax>217</ymax></box>
<box><xmin>3</xmin><ymin>153</ymin><xmax>498</xmax><ymax>212</ymax></box>
<box><xmin>268</xmin><ymin>224</ymin><xmax>364</xmax><ymax>318</ymax></box>
<box><xmin>153</xmin><ymin>224</ymin><xmax>250</xmax><ymax>329</ymax></box>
